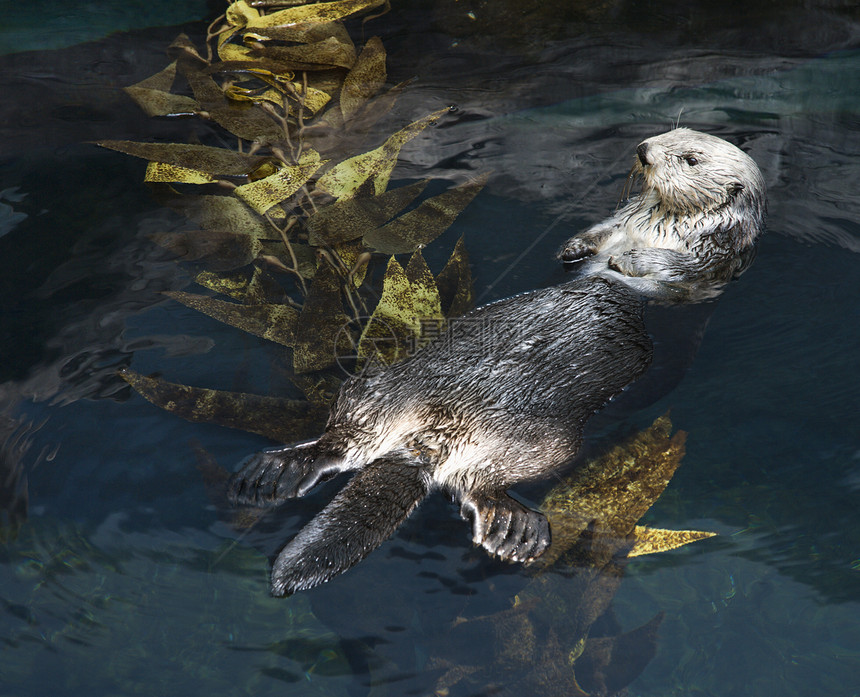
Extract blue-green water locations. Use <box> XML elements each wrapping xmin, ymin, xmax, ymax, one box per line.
<box><xmin>0</xmin><ymin>1</ymin><xmax>209</xmax><ymax>55</ymax></box>
<box><xmin>1</xmin><ymin>2</ymin><xmax>859</xmax><ymax>696</ymax></box>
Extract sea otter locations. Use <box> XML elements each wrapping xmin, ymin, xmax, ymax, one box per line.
<box><xmin>229</xmin><ymin>275</ymin><xmax>653</xmax><ymax>595</ymax></box>
<box><xmin>557</xmin><ymin>128</ymin><xmax>766</xmax><ymax>285</ymax></box>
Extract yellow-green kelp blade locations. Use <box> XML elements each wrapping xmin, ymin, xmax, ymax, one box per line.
<box><xmin>628</xmin><ymin>526</ymin><xmax>717</xmax><ymax>557</ymax></box>
<box><xmin>364</xmin><ymin>173</ymin><xmax>488</xmax><ymax>255</ymax></box>
<box><xmin>315</xmin><ymin>109</ymin><xmax>447</xmax><ymax>200</ymax></box>
<box><xmin>119</xmin><ymin>369</ymin><xmax>327</xmax><ymax>443</ymax></box>
<box><xmin>165</xmin><ymin>291</ymin><xmax>299</xmax><ymax>347</ymax></box>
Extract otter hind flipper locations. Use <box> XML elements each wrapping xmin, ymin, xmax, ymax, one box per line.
<box><xmin>228</xmin><ymin>440</ymin><xmax>345</xmax><ymax>507</ymax></box>
<box><xmin>460</xmin><ymin>492</ymin><xmax>551</xmax><ymax>564</ymax></box>
<box><xmin>270</xmin><ymin>455</ymin><xmax>431</xmax><ymax>596</ymax></box>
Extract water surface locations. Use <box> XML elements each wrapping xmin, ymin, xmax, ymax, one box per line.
<box><xmin>1</xmin><ymin>2</ymin><xmax>858</xmax><ymax>695</ymax></box>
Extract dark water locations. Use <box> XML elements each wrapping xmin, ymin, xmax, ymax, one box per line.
<box><xmin>1</xmin><ymin>2</ymin><xmax>859</xmax><ymax>695</ymax></box>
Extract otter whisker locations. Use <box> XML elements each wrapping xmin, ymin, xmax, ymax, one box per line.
<box><xmin>618</xmin><ymin>163</ymin><xmax>642</xmax><ymax>207</ymax></box>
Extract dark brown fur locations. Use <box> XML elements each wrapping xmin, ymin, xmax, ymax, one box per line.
<box><xmin>229</xmin><ymin>275</ymin><xmax>653</xmax><ymax>594</ymax></box>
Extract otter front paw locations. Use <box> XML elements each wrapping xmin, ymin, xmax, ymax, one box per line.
<box><xmin>557</xmin><ymin>237</ymin><xmax>598</xmax><ymax>263</ymax></box>
<box><xmin>608</xmin><ymin>249</ymin><xmax>655</xmax><ymax>277</ymax></box>
<box><xmin>228</xmin><ymin>441</ymin><xmax>333</xmax><ymax>506</ymax></box>
<box><xmin>460</xmin><ymin>492</ymin><xmax>551</xmax><ymax>563</ymax></box>
<box><xmin>609</xmin><ymin>248</ymin><xmax>701</xmax><ymax>281</ymax></box>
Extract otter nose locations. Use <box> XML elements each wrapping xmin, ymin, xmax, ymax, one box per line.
<box><xmin>637</xmin><ymin>142</ymin><xmax>650</xmax><ymax>166</ymax></box>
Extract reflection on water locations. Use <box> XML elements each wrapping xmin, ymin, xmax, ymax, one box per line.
<box><xmin>1</xmin><ymin>1</ymin><xmax>859</xmax><ymax>696</ymax></box>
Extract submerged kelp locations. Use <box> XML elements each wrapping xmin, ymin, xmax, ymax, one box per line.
<box><xmin>105</xmin><ymin>0</ymin><xmax>482</xmax><ymax>427</ymax></box>
<box><xmin>429</xmin><ymin>415</ymin><xmax>716</xmax><ymax>697</ymax></box>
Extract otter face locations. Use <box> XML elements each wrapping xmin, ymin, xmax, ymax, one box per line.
<box><xmin>634</xmin><ymin>128</ymin><xmax>765</xmax><ymax>219</ymax></box>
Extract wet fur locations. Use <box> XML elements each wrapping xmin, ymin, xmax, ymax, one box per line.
<box><xmin>557</xmin><ymin>128</ymin><xmax>766</xmax><ymax>283</ymax></box>
<box><xmin>229</xmin><ymin>275</ymin><xmax>653</xmax><ymax>594</ymax></box>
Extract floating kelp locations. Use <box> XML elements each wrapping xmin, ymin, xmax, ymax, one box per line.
<box><xmin>164</xmin><ymin>292</ymin><xmax>300</xmax><ymax>347</ymax></box>
<box><xmin>119</xmin><ymin>369</ymin><xmax>327</xmax><ymax>443</ymax></box>
<box><xmin>292</xmin><ymin>262</ymin><xmax>352</xmax><ymax>373</ymax></box>
<box><xmin>194</xmin><ymin>265</ymin><xmax>287</xmax><ymax>304</ymax></box>
<box><xmin>306</xmin><ymin>179</ymin><xmax>429</xmax><ymax>246</ymax></box>
<box><xmin>363</xmin><ymin>173</ymin><xmax>488</xmax><ymax>254</ymax></box>
<box><xmin>95</xmin><ymin>141</ymin><xmax>269</xmax><ymax>177</ymax></box>
<box><xmin>106</xmin><ymin>0</ymin><xmax>484</xmax><ymax>435</ymax></box>
<box><xmin>430</xmin><ymin>415</ymin><xmax>716</xmax><ymax>697</ymax></box>
<box><xmin>357</xmin><ymin>252</ymin><xmax>445</xmax><ymax>365</ymax></box>
<box><xmin>436</xmin><ymin>235</ymin><xmax>473</xmax><ymax>317</ymax></box>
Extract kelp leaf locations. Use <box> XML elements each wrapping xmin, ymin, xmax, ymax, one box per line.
<box><xmin>145</xmin><ymin>162</ymin><xmax>215</xmax><ymax>184</ymax></box>
<box><xmin>435</xmin><ymin>235</ymin><xmax>474</xmax><ymax>317</ymax></box>
<box><xmin>316</xmin><ymin>104</ymin><xmax>345</xmax><ymax>132</ymax></box>
<box><xmin>307</xmin><ymin>179</ymin><xmax>428</xmax><ymax>246</ymax></box>
<box><xmin>218</xmin><ymin>39</ymin><xmax>252</xmax><ymax>63</ymax></box>
<box><xmin>127</xmin><ymin>60</ymin><xmax>180</xmax><ymax>92</ymax></box>
<box><xmin>315</xmin><ymin>109</ymin><xmax>447</xmax><ymax>200</ymax></box>
<box><xmin>213</xmin><ymin>77</ymin><xmax>335</xmax><ymax>115</ymax></box>
<box><xmin>212</xmin><ymin>69</ymin><xmax>330</xmax><ymax>114</ymax></box>
<box><xmin>178</xmin><ymin>56</ymin><xmax>284</xmax><ymax>142</ymax></box>
<box><xmin>628</xmin><ymin>527</ymin><xmax>717</xmax><ymax>557</ymax></box>
<box><xmin>151</xmin><ymin>230</ymin><xmax>263</xmax><ymax>271</ymax></box>
<box><xmin>294</xmin><ymin>84</ymin><xmax>332</xmax><ymax>114</ymax></box>
<box><xmin>119</xmin><ymin>369</ymin><xmax>326</xmax><ymax>443</ymax></box>
<box><xmin>343</xmin><ymin>77</ymin><xmax>411</xmax><ymax>134</ymax></box>
<box><xmin>173</xmin><ymin>195</ymin><xmax>274</xmax><ymax>239</ymax></box>
<box><xmin>194</xmin><ymin>266</ymin><xmax>286</xmax><ymax>304</ymax></box>
<box><xmin>539</xmin><ymin>415</ymin><xmax>688</xmax><ymax>568</ymax></box>
<box><xmin>331</xmin><ymin>239</ymin><xmax>370</xmax><ymax>288</ymax></box>
<box><xmin>165</xmin><ymin>291</ymin><xmax>299</xmax><ymax>347</ymax></box>
<box><xmin>207</xmin><ymin>59</ymin><xmax>298</xmax><ymax>77</ymax></box>
<box><xmin>340</xmin><ymin>36</ymin><xmax>386</xmax><ymax>120</ymax></box>
<box><xmin>225</xmin><ymin>0</ymin><xmax>260</xmax><ymax>27</ymax></box>
<box><xmin>293</xmin><ymin>262</ymin><xmax>351</xmax><ymax>373</ymax></box>
<box><xmin>123</xmin><ymin>87</ymin><xmax>198</xmax><ymax>117</ymax></box>
<box><xmin>202</xmin><ymin>100</ymin><xmax>286</xmax><ymax>144</ymax></box>
<box><xmin>364</xmin><ymin>174</ymin><xmax>488</xmax><ymax>255</ymax></box>
<box><xmin>290</xmin><ymin>85</ymin><xmax>332</xmax><ymax>115</ymax></box>
<box><xmin>403</xmin><ymin>250</ymin><xmax>444</xmax><ymax>323</ymax></box>
<box><xmin>258</xmin><ymin>240</ymin><xmax>318</xmax><ymax>279</ymax></box>
<box><xmin>216</xmin><ymin>23</ymin><xmax>241</xmax><ymax>63</ymax></box>
<box><xmin>291</xmin><ymin>242</ymin><xmax>320</xmax><ymax>280</ymax></box>
<box><xmin>244</xmin><ymin>0</ymin><xmax>386</xmax><ymax>28</ymax></box>
<box><xmin>96</xmin><ymin>141</ymin><xmax>267</xmax><ymax>177</ymax></box>
<box><xmin>195</xmin><ymin>269</ymin><xmax>257</xmax><ymax>301</ymax></box>
<box><xmin>224</xmin><ymin>84</ymin><xmax>284</xmax><ymax>107</ymax></box>
<box><xmin>234</xmin><ymin>151</ymin><xmax>324</xmax><ymax>214</ymax></box>
<box><xmin>167</xmin><ymin>33</ymin><xmax>207</xmax><ymax>65</ymax></box>
<box><xmin>242</xmin><ymin>21</ymin><xmax>353</xmax><ymax>47</ymax></box>
<box><xmin>357</xmin><ymin>252</ymin><xmax>443</xmax><ymax>365</ymax></box>
<box><xmin>291</xmin><ymin>373</ymin><xmax>343</xmax><ymax>407</ymax></box>
<box><xmin>250</xmin><ymin>37</ymin><xmax>356</xmax><ymax>70</ymax></box>
<box><xmin>353</xmin><ymin>259</ymin><xmax>421</xmax><ymax>366</ymax></box>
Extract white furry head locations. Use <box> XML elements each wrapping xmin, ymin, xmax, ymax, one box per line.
<box><xmin>633</xmin><ymin>128</ymin><xmax>766</xmax><ymax>250</ymax></box>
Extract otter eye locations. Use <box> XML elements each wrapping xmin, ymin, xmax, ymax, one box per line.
<box><xmin>684</xmin><ymin>155</ymin><xmax>699</xmax><ymax>166</ymax></box>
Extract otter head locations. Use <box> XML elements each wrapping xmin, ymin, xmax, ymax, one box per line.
<box><xmin>634</xmin><ymin>128</ymin><xmax>766</xmax><ymax>249</ymax></box>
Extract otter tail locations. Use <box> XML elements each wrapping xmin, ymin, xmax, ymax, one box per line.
<box><xmin>270</xmin><ymin>455</ymin><xmax>431</xmax><ymax>596</ymax></box>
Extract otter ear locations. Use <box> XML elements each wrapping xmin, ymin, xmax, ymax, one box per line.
<box><xmin>728</xmin><ymin>182</ymin><xmax>745</xmax><ymax>197</ymax></box>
